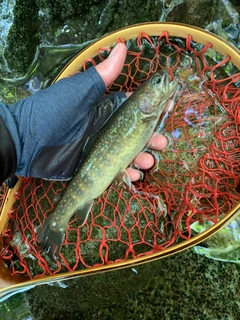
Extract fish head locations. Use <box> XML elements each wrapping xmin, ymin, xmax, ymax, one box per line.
<box><xmin>138</xmin><ymin>71</ymin><xmax>178</xmax><ymax>121</ymax></box>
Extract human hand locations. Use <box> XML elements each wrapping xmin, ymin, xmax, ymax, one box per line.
<box><xmin>95</xmin><ymin>43</ymin><xmax>168</xmax><ymax>182</ymax></box>
<box><xmin>12</xmin><ymin>42</ymin><xmax>169</xmax><ymax>183</ymax></box>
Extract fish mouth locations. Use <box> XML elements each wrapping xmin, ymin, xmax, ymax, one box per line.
<box><xmin>156</xmin><ymin>68</ymin><xmax>179</xmax><ymax>97</ymax></box>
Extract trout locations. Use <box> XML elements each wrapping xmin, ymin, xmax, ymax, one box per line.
<box><xmin>37</xmin><ymin>71</ymin><xmax>178</xmax><ymax>261</ymax></box>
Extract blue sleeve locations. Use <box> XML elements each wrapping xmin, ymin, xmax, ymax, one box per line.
<box><xmin>4</xmin><ymin>66</ymin><xmax>106</xmax><ymax>177</ymax></box>
<box><xmin>11</xmin><ymin>66</ymin><xmax>106</xmax><ymax>145</ymax></box>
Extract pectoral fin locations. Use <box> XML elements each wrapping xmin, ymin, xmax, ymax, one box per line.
<box><xmin>75</xmin><ymin>201</ymin><xmax>93</xmax><ymax>226</ymax></box>
<box><xmin>113</xmin><ymin>170</ymin><xmax>135</xmax><ymax>191</ymax></box>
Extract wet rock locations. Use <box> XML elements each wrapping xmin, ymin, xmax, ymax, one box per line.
<box><xmin>1</xmin><ymin>0</ymin><xmax>239</xmax><ymax>77</ymax></box>
<box><xmin>167</xmin><ymin>0</ymin><xmax>216</xmax><ymax>28</ymax></box>
<box><xmin>1</xmin><ymin>0</ymin><xmax>164</xmax><ymax>77</ymax></box>
<box><xmin>4</xmin><ymin>0</ymin><xmax>40</xmax><ymax>76</ymax></box>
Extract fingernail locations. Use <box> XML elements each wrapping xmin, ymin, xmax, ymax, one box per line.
<box><xmin>109</xmin><ymin>44</ymin><xmax>119</xmax><ymax>58</ymax></box>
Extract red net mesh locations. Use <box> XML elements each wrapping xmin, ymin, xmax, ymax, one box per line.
<box><xmin>1</xmin><ymin>31</ymin><xmax>240</xmax><ymax>278</ymax></box>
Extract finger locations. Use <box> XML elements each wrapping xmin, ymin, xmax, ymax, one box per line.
<box><xmin>133</xmin><ymin>152</ymin><xmax>155</xmax><ymax>170</ymax></box>
<box><xmin>126</xmin><ymin>167</ymin><xmax>141</xmax><ymax>182</ymax></box>
<box><xmin>132</xmin><ymin>133</ymin><xmax>168</xmax><ymax>171</ymax></box>
<box><xmin>147</xmin><ymin>133</ymin><xmax>168</xmax><ymax>150</ymax></box>
<box><xmin>95</xmin><ymin>43</ymin><xmax>127</xmax><ymax>87</ymax></box>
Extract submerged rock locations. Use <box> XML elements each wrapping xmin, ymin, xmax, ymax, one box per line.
<box><xmin>27</xmin><ymin>249</ymin><xmax>240</xmax><ymax>318</ymax></box>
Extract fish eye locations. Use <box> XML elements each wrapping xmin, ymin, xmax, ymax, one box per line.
<box><xmin>151</xmin><ymin>74</ymin><xmax>161</xmax><ymax>86</ymax></box>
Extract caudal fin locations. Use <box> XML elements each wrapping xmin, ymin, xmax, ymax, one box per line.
<box><xmin>38</xmin><ymin>202</ymin><xmax>92</xmax><ymax>262</ymax></box>
<box><xmin>37</xmin><ymin>216</ymin><xmax>65</xmax><ymax>262</ymax></box>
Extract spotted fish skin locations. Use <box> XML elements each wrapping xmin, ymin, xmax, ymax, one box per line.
<box><xmin>37</xmin><ymin>71</ymin><xmax>178</xmax><ymax>261</ymax></box>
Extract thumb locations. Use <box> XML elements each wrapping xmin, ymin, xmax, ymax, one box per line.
<box><xmin>95</xmin><ymin>43</ymin><xmax>127</xmax><ymax>87</ymax></box>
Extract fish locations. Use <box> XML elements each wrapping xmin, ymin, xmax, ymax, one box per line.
<box><xmin>37</xmin><ymin>71</ymin><xmax>178</xmax><ymax>262</ymax></box>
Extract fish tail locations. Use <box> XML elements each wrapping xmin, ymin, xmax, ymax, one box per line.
<box><xmin>37</xmin><ymin>216</ymin><xmax>65</xmax><ymax>262</ymax></box>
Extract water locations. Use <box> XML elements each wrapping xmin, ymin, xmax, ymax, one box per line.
<box><xmin>0</xmin><ymin>41</ymin><xmax>94</xmax><ymax>105</ymax></box>
<box><xmin>0</xmin><ymin>0</ymin><xmax>16</xmax><ymax>73</ymax></box>
<box><xmin>0</xmin><ymin>292</ymin><xmax>33</xmax><ymax>320</ymax></box>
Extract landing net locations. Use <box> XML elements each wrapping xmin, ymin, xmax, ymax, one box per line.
<box><xmin>0</xmin><ymin>31</ymin><xmax>240</xmax><ymax>278</ymax></box>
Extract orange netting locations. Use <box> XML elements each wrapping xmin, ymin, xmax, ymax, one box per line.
<box><xmin>0</xmin><ymin>31</ymin><xmax>240</xmax><ymax>278</ymax></box>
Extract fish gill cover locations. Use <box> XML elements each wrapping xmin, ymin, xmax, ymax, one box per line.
<box><xmin>0</xmin><ymin>31</ymin><xmax>240</xmax><ymax>278</ymax></box>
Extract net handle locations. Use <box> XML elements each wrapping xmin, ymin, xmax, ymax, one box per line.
<box><xmin>53</xmin><ymin>22</ymin><xmax>240</xmax><ymax>82</ymax></box>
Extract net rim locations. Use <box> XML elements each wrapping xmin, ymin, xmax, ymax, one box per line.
<box><xmin>53</xmin><ymin>21</ymin><xmax>240</xmax><ymax>82</ymax></box>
